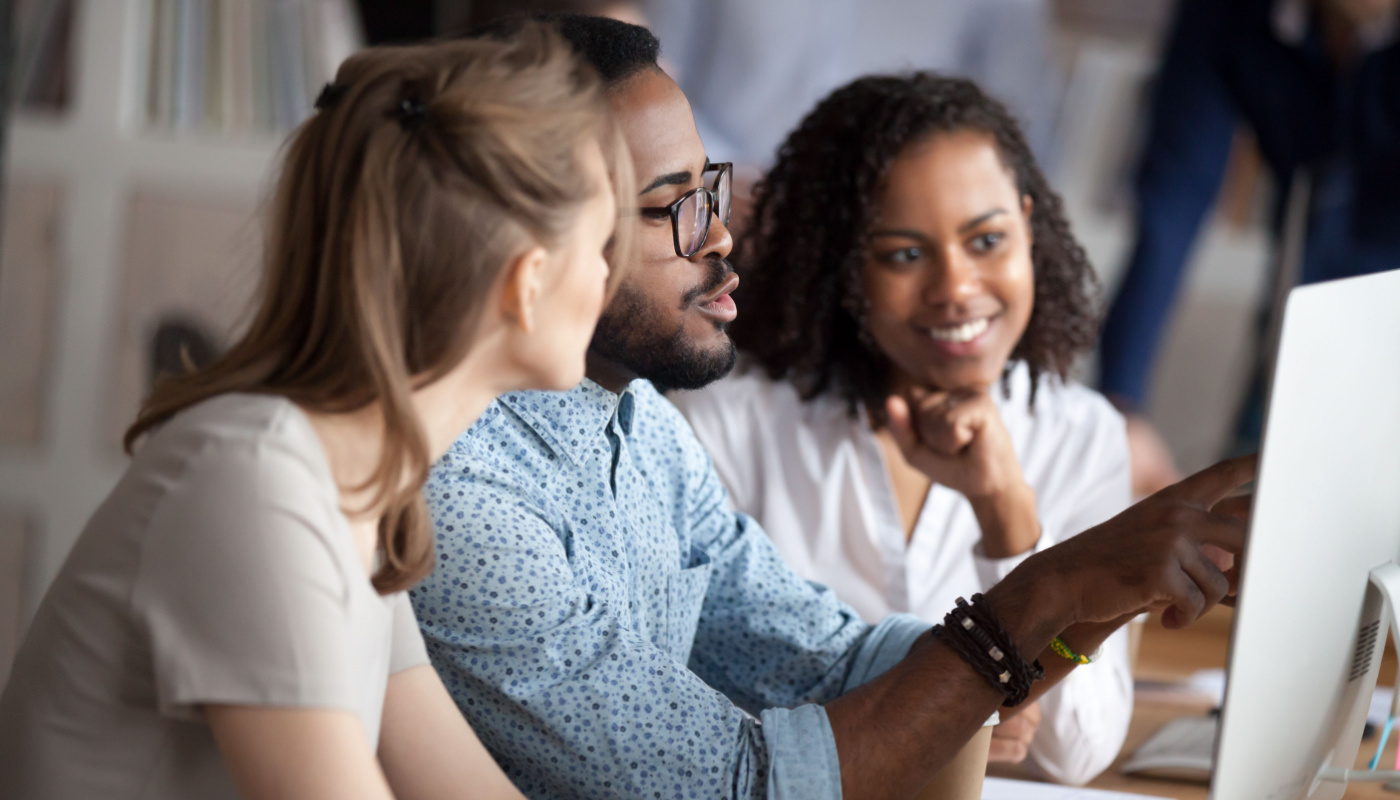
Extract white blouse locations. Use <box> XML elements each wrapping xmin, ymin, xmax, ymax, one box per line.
<box><xmin>671</xmin><ymin>360</ymin><xmax>1134</xmax><ymax>785</ymax></box>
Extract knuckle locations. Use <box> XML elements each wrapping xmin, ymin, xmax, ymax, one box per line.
<box><xmin>1163</xmin><ymin>504</ymin><xmax>1195</xmax><ymax>529</ymax></box>
<box><xmin>1210</xmin><ymin>566</ymin><xmax>1231</xmax><ymax>599</ymax></box>
<box><xmin>1185</xmin><ymin>580</ymin><xmax>1206</xmax><ymax>610</ymax></box>
<box><xmin>1156</xmin><ymin>564</ymin><xmax>1179</xmax><ymax>588</ymax></box>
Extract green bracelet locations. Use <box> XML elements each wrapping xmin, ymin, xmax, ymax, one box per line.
<box><xmin>1049</xmin><ymin>636</ymin><xmax>1094</xmax><ymax>665</ymax></box>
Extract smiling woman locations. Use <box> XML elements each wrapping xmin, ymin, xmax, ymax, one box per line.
<box><xmin>860</xmin><ymin>129</ymin><xmax>1038</xmax><ymax>400</ymax></box>
<box><xmin>671</xmin><ymin>73</ymin><xmax>1134</xmax><ymax>786</ymax></box>
<box><xmin>729</xmin><ymin>74</ymin><xmax>1097</xmax><ymax>413</ymax></box>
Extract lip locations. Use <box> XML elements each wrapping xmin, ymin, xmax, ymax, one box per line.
<box><xmin>695</xmin><ymin>273</ymin><xmax>740</xmax><ymax>323</ymax></box>
<box><xmin>918</xmin><ymin>314</ymin><xmax>998</xmax><ymax>358</ymax></box>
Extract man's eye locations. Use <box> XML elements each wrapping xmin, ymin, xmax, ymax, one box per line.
<box><xmin>639</xmin><ymin>208</ymin><xmax>671</xmax><ymax>220</ymax></box>
<box><xmin>969</xmin><ymin>232</ymin><xmax>1005</xmax><ymax>253</ymax></box>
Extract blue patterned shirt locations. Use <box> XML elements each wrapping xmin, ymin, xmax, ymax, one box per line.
<box><xmin>414</xmin><ymin>379</ymin><xmax>930</xmax><ymax>799</ymax></box>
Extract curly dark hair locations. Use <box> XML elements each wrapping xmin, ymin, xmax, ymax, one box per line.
<box><xmin>730</xmin><ymin>72</ymin><xmax>1100</xmax><ymax>414</ymax></box>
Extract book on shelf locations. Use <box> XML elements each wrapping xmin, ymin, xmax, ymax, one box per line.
<box><xmin>11</xmin><ymin>0</ymin><xmax>361</xmax><ymax>135</ymax></box>
<box><xmin>12</xmin><ymin>0</ymin><xmax>75</xmax><ymax>112</ymax></box>
<box><xmin>139</xmin><ymin>0</ymin><xmax>364</xmax><ymax>137</ymax></box>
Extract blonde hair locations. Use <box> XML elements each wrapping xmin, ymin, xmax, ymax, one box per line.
<box><xmin>125</xmin><ymin>25</ymin><xmax>635</xmax><ymax>593</ymax></box>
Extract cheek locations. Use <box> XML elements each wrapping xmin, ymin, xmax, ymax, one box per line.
<box><xmin>862</xmin><ymin>264</ymin><xmax>920</xmax><ymax>330</ymax></box>
<box><xmin>640</xmin><ymin>223</ymin><xmax>675</xmax><ymax>259</ymax></box>
<box><xmin>570</xmin><ymin>258</ymin><xmax>610</xmax><ymax>332</ymax></box>
<box><xmin>995</xmin><ymin>252</ymin><xmax>1036</xmax><ymax>331</ymax></box>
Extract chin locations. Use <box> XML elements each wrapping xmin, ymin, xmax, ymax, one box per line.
<box><xmin>923</xmin><ymin>366</ymin><xmax>1004</xmax><ymax>393</ymax></box>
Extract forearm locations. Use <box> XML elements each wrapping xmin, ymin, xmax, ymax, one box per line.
<box><xmin>969</xmin><ymin>482</ymin><xmax>1040</xmax><ymax>559</ymax></box>
<box><xmin>207</xmin><ymin>705</ymin><xmax>395</xmax><ymax>800</ymax></box>
<box><xmin>826</xmin><ymin>578</ymin><xmax>1068</xmax><ymax>800</ymax></box>
<box><xmin>379</xmin><ymin>667</ymin><xmax>526</xmax><ymax>800</ymax></box>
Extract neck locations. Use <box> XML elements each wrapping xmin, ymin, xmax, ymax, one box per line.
<box><xmin>305</xmin><ymin>346</ymin><xmax>509</xmax><ymax>518</ymax></box>
<box><xmin>585</xmin><ymin>350</ymin><xmax>635</xmax><ymax>395</ymax></box>
<box><xmin>413</xmin><ymin>346</ymin><xmax>512</xmax><ymax>462</ymax></box>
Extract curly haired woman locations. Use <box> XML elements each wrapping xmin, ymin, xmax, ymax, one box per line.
<box><xmin>670</xmin><ymin>73</ymin><xmax>1132</xmax><ymax>785</ymax></box>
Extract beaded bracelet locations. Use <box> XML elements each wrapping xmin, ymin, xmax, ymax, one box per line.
<box><xmin>931</xmin><ymin>594</ymin><xmax>1044</xmax><ymax>707</ymax></box>
<box><xmin>1049</xmin><ymin>636</ymin><xmax>1095</xmax><ymax>665</ymax></box>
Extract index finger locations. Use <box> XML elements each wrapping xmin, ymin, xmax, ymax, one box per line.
<box><xmin>1188</xmin><ymin>511</ymin><xmax>1248</xmax><ymax>554</ymax></box>
<box><xmin>1211</xmin><ymin>494</ymin><xmax>1253</xmax><ymax>525</ymax></box>
<box><xmin>1160</xmin><ymin>454</ymin><xmax>1258</xmax><ymax>509</ymax></box>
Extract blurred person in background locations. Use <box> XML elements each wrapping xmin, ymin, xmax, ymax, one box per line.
<box><xmin>673</xmin><ymin>74</ymin><xmax>1133</xmax><ymax>786</ymax></box>
<box><xmin>1100</xmin><ymin>0</ymin><xmax>1400</xmax><ymax>495</ymax></box>
<box><xmin>0</xmin><ymin>28</ymin><xmax>632</xmax><ymax>800</ymax></box>
<box><xmin>643</xmin><ymin>0</ymin><xmax>1063</xmax><ymax>232</ymax></box>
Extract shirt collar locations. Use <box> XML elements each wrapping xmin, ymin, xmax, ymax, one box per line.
<box><xmin>498</xmin><ymin>378</ymin><xmax>639</xmax><ymax>466</ymax></box>
<box><xmin>1273</xmin><ymin>0</ymin><xmax>1398</xmax><ymax>51</ymax></box>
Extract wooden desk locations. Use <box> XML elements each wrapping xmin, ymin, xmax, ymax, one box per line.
<box><xmin>991</xmin><ymin>607</ymin><xmax>1399</xmax><ymax>798</ymax></box>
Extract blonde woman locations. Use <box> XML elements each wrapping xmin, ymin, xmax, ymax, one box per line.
<box><xmin>0</xmin><ymin>26</ymin><xmax>632</xmax><ymax>800</ymax></box>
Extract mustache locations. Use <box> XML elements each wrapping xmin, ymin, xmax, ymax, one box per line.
<box><xmin>682</xmin><ymin>258</ymin><xmax>736</xmax><ymax>307</ymax></box>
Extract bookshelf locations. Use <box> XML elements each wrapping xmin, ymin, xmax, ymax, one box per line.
<box><xmin>0</xmin><ymin>0</ymin><xmax>362</xmax><ymax>653</ymax></box>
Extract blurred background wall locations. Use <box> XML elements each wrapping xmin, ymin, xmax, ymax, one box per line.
<box><xmin>0</xmin><ymin>0</ymin><xmax>1284</xmax><ymax>682</ymax></box>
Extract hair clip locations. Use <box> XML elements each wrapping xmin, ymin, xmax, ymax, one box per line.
<box><xmin>314</xmin><ymin>82</ymin><xmax>347</xmax><ymax>111</ymax></box>
<box><xmin>397</xmin><ymin>96</ymin><xmax>427</xmax><ymax>128</ymax></box>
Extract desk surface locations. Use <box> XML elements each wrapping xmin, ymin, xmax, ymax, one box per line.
<box><xmin>1005</xmin><ymin>607</ymin><xmax>1399</xmax><ymax>798</ymax></box>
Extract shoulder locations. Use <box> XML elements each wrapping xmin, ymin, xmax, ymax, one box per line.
<box><xmin>623</xmin><ymin>380</ymin><xmax>739</xmax><ymax>498</ymax></box>
<box><xmin>130</xmin><ymin>395</ymin><xmax>348</xmax><ymax>589</ymax></box>
<box><xmin>668</xmin><ymin>359</ymin><xmax>801</xmax><ymax>434</ymax></box>
<box><xmin>1002</xmin><ymin>363</ymin><xmax>1129</xmax><ymax>474</ymax></box>
<box><xmin>139</xmin><ymin>393</ymin><xmax>335</xmax><ymax>503</ymax></box>
<box><xmin>429</xmin><ymin>397</ymin><xmax>556</xmax><ymax>496</ymax></box>
<box><xmin>631</xmin><ymin>379</ymin><xmax>705</xmax><ymax>454</ymax></box>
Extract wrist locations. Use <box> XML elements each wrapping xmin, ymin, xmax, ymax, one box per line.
<box><xmin>981</xmin><ymin>569</ymin><xmax>1071</xmax><ymax>657</ymax></box>
<box><xmin>969</xmin><ymin>481</ymin><xmax>1039</xmax><ymax>559</ymax></box>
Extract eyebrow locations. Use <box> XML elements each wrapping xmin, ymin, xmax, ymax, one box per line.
<box><xmin>869</xmin><ymin>228</ymin><xmax>930</xmax><ymax>242</ymax></box>
<box><xmin>639</xmin><ymin>171</ymin><xmax>692</xmax><ymax>196</ymax></box>
<box><xmin>868</xmin><ymin>209</ymin><xmax>1010</xmax><ymax>241</ymax></box>
<box><xmin>958</xmin><ymin>209</ymin><xmax>1008</xmax><ymax>233</ymax></box>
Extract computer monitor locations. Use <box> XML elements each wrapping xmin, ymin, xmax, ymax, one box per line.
<box><xmin>1212</xmin><ymin>268</ymin><xmax>1400</xmax><ymax>799</ymax></box>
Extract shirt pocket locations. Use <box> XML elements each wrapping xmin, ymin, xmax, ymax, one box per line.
<box><xmin>663</xmin><ymin>545</ymin><xmax>713</xmax><ymax>663</ymax></box>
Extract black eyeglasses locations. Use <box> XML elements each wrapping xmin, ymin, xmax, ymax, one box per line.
<box><xmin>638</xmin><ymin>162</ymin><xmax>733</xmax><ymax>258</ymax></box>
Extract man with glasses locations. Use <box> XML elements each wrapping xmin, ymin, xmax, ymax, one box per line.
<box><xmin>416</xmin><ymin>14</ymin><xmax>1252</xmax><ymax>800</ymax></box>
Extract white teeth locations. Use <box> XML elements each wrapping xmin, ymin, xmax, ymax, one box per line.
<box><xmin>926</xmin><ymin>318</ymin><xmax>990</xmax><ymax>343</ymax></box>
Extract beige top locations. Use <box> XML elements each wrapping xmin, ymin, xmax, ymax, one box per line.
<box><xmin>0</xmin><ymin>394</ymin><xmax>429</xmax><ymax>800</ymax></box>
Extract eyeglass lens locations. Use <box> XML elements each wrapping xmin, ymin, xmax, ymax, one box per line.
<box><xmin>712</xmin><ymin>166</ymin><xmax>732</xmax><ymax>226</ymax></box>
<box><xmin>677</xmin><ymin>191</ymin><xmax>714</xmax><ymax>257</ymax></box>
<box><xmin>671</xmin><ymin>166</ymin><xmax>732</xmax><ymax>257</ymax></box>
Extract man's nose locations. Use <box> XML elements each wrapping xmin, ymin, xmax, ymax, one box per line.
<box><xmin>694</xmin><ymin>215</ymin><xmax>733</xmax><ymax>262</ymax></box>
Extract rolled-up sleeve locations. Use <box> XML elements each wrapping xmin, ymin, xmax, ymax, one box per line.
<box><xmin>417</xmin><ymin>449</ymin><xmax>932</xmax><ymax>800</ymax></box>
<box><xmin>676</xmin><ymin>425</ymin><xmax>930</xmax><ymax>798</ymax></box>
<box><xmin>417</xmin><ymin>386</ymin><xmax>941</xmax><ymax>800</ymax></box>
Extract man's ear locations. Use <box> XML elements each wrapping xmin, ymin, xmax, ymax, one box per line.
<box><xmin>501</xmin><ymin>245</ymin><xmax>548</xmax><ymax>334</ymax></box>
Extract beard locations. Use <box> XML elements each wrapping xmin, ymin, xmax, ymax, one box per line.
<box><xmin>590</xmin><ymin>258</ymin><xmax>739</xmax><ymax>393</ymax></box>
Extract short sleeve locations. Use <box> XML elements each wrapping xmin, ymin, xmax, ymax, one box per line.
<box><xmin>133</xmin><ymin>434</ymin><xmax>361</xmax><ymax>721</ymax></box>
<box><xmin>389</xmin><ymin>592</ymin><xmax>429</xmax><ymax>674</ymax></box>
